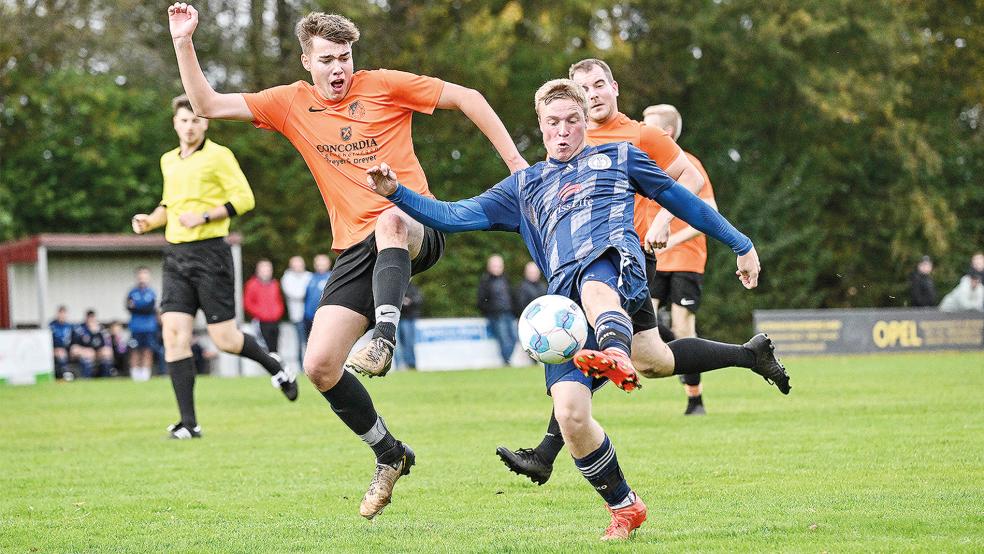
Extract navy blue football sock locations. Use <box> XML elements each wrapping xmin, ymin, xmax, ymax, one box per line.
<box><xmin>573</xmin><ymin>435</ymin><xmax>632</xmax><ymax>507</ymax></box>
<box><xmin>595</xmin><ymin>311</ymin><xmax>632</xmax><ymax>356</ymax></box>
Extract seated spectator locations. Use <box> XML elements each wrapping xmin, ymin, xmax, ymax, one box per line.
<box><xmin>49</xmin><ymin>305</ymin><xmax>74</xmax><ymax>380</ymax></box>
<box><xmin>939</xmin><ymin>271</ymin><xmax>984</xmax><ymax>312</ymax></box>
<box><xmin>908</xmin><ymin>255</ymin><xmax>937</xmax><ymax>307</ymax></box>
<box><xmin>303</xmin><ymin>254</ymin><xmax>333</xmax><ymax>342</ymax></box>
<box><xmin>108</xmin><ymin>321</ymin><xmax>130</xmax><ymax>377</ymax></box>
<box><xmin>244</xmin><ymin>259</ymin><xmax>285</xmax><ymax>355</ymax></box>
<box><xmin>70</xmin><ymin>310</ymin><xmax>115</xmax><ymax>378</ymax></box>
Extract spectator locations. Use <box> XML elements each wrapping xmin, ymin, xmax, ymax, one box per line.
<box><xmin>49</xmin><ymin>305</ymin><xmax>74</xmax><ymax>380</ymax></box>
<box><xmin>126</xmin><ymin>266</ymin><xmax>159</xmax><ymax>381</ymax></box>
<box><xmin>478</xmin><ymin>254</ymin><xmax>517</xmax><ymax>365</ymax></box>
<box><xmin>514</xmin><ymin>261</ymin><xmax>548</xmax><ymax>316</ymax></box>
<box><xmin>909</xmin><ymin>255</ymin><xmax>937</xmax><ymax>307</ymax></box>
<box><xmin>396</xmin><ymin>280</ymin><xmax>423</xmax><ymax>370</ymax></box>
<box><xmin>70</xmin><ymin>310</ymin><xmax>114</xmax><ymax>378</ymax></box>
<box><xmin>281</xmin><ymin>255</ymin><xmax>312</xmax><ymax>367</ymax></box>
<box><xmin>303</xmin><ymin>254</ymin><xmax>333</xmax><ymax>342</ymax></box>
<box><xmin>108</xmin><ymin>321</ymin><xmax>130</xmax><ymax>377</ymax></box>
<box><xmin>939</xmin><ymin>271</ymin><xmax>984</xmax><ymax>312</ymax></box>
<box><xmin>970</xmin><ymin>252</ymin><xmax>984</xmax><ymax>275</ymax></box>
<box><xmin>244</xmin><ymin>259</ymin><xmax>285</xmax><ymax>354</ymax></box>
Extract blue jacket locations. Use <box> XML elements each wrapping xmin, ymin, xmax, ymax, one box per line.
<box><xmin>127</xmin><ymin>286</ymin><xmax>159</xmax><ymax>333</ymax></box>
<box><xmin>304</xmin><ymin>271</ymin><xmax>332</xmax><ymax>321</ymax></box>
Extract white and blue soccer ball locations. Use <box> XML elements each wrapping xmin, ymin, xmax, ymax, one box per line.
<box><xmin>518</xmin><ymin>294</ymin><xmax>589</xmax><ymax>364</ymax></box>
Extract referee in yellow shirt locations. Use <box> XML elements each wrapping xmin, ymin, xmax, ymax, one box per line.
<box><xmin>132</xmin><ymin>95</ymin><xmax>298</xmax><ymax>439</ymax></box>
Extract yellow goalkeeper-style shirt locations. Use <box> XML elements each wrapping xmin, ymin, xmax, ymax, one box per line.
<box><xmin>159</xmin><ymin>139</ymin><xmax>256</xmax><ymax>244</ymax></box>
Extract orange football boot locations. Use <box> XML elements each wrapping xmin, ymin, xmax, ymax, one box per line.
<box><xmin>573</xmin><ymin>348</ymin><xmax>641</xmax><ymax>391</ymax></box>
<box><xmin>601</xmin><ymin>494</ymin><xmax>648</xmax><ymax>541</ymax></box>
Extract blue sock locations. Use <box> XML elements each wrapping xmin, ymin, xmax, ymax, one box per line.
<box><xmin>573</xmin><ymin>435</ymin><xmax>632</xmax><ymax>506</ymax></box>
<box><xmin>78</xmin><ymin>358</ymin><xmax>93</xmax><ymax>378</ymax></box>
<box><xmin>595</xmin><ymin>311</ymin><xmax>632</xmax><ymax>355</ymax></box>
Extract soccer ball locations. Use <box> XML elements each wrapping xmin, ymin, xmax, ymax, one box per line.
<box><xmin>518</xmin><ymin>295</ymin><xmax>589</xmax><ymax>364</ymax></box>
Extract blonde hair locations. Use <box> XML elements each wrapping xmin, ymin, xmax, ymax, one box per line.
<box><xmin>534</xmin><ymin>79</ymin><xmax>588</xmax><ymax>116</ymax></box>
<box><xmin>568</xmin><ymin>58</ymin><xmax>615</xmax><ymax>83</ymax></box>
<box><xmin>643</xmin><ymin>104</ymin><xmax>683</xmax><ymax>141</ymax></box>
<box><xmin>295</xmin><ymin>13</ymin><xmax>360</xmax><ymax>55</ymax></box>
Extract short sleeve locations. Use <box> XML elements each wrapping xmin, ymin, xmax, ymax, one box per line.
<box><xmin>638</xmin><ymin>125</ymin><xmax>682</xmax><ymax>170</ymax></box>
<box><xmin>242</xmin><ymin>83</ymin><xmax>300</xmax><ymax>133</ymax></box>
<box><xmin>380</xmin><ymin>69</ymin><xmax>445</xmax><ymax>115</ymax></box>
<box><xmin>473</xmin><ymin>174</ymin><xmax>522</xmax><ymax>232</ymax></box>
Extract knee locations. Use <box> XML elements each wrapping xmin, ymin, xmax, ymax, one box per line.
<box><xmin>303</xmin><ymin>353</ymin><xmax>342</xmax><ymax>391</ymax></box>
<box><xmin>211</xmin><ymin>332</ymin><xmax>240</xmax><ymax>354</ymax></box>
<box><xmin>374</xmin><ymin>211</ymin><xmax>409</xmax><ymax>243</ymax></box>
<box><xmin>554</xmin><ymin>404</ymin><xmax>591</xmax><ymax>436</ymax></box>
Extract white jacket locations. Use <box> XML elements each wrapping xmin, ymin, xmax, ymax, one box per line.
<box><xmin>281</xmin><ymin>270</ymin><xmax>312</xmax><ymax>322</ymax></box>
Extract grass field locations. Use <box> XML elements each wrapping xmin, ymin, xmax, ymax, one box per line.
<box><xmin>1</xmin><ymin>352</ymin><xmax>982</xmax><ymax>553</ymax></box>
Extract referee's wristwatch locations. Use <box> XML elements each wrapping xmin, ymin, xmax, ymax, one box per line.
<box><xmin>202</xmin><ymin>212</ymin><xmax>211</xmax><ymax>224</ymax></box>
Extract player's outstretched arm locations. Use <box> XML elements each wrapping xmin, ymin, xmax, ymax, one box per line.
<box><xmin>131</xmin><ymin>206</ymin><xmax>167</xmax><ymax>234</ymax></box>
<box><xmin>436</xmin><ymin>83</ymin><xmax>529</xmax><ymax>174</ymax></box>
<box><xmin>168</xmin><ymin>3</ymin><xmax>253</xmax><ymax>121</ymax></box>
<box><xmin>367</xmin><ymin>163</ymin><xmax>495</xmax><ymax>233</ymax></box>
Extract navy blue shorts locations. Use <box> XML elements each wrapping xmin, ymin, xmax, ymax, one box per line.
<box><xmin>128</xmin><ymin>331</ymin><xmax>158</xmax><ymax>350</ymax></box>
<box><xmin>543</xmin><ymin>248</ymin><xmax>648</xmax><ymax>395</ymax></box>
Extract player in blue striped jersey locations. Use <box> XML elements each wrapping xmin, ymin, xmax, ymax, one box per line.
<box><xmin>366</xmin><ymin>79</ymin><xmax>789</xmax><ymax>541</ymax></box>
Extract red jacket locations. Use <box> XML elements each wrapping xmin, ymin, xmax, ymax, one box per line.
<box><xmin>243</xmin><ymin>277</ymin><xmax>285</xmax><ymax>322</ymax></box>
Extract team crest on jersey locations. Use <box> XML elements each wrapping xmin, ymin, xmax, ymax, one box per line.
<box><xmin>348</xmin><ymin>101</ymin><xmax>366</xmax><ymax>120</ymax></box>
<box><xmin>587</xmin><ymin>153</ymin><xmax>612</xmax><ymax>170</ymax></box>
<box><xmin>340</xmin><ymin>126</ymin><xmax>353</xmax><ymax>142</ymax></box>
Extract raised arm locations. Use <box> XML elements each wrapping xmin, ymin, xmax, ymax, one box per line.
<box><xmin>168</xmin><ymin>3</ymin><xmax>253</xmax><ymax>121</ymax></box>
<box><xmin>436</xmin><ymin>83</ymin><xmax>528</xmax><ymax>173</ymax></box>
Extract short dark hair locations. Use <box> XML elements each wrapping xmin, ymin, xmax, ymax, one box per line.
<box><xmin>569</xmin><ymin>58</ymin><xmax>615</xmax><ymax>83</ymax></box>
<box><xmin>85</xmin><ymin>309</ymin><xmax>96</xmax><ymax>318</ymax></box>
<box><xmin>295</xmin><ymin>12</ymin><xmax>360</xmax><ymax>55</ymax></box>
<box><xmin>171</xmin><ymin>94</ymin><xmax>193</xmax><ymax>115</ymax></box>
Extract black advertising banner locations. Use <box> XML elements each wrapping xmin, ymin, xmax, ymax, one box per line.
<box><xmin>753</xmin><ymin>309</ymin><xmax>984</xmax><ymax>355</ymax></box>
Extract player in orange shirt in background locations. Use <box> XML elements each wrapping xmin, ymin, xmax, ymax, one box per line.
<box><xmin>166</xmin><ymin>3</ymin><xmax>527</xmax><ymax>519</ymax></box>
<box><xmin>497</xmin><ymin>58</ymin><xmax>788</xmax><ymax>487</ymax></box>
<box><xmin>643</xmin><ymin>104</ymin><xmax>717</xmax><ymax>416</ymax></box>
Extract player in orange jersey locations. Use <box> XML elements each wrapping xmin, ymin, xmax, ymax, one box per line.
<box><xmin>643</xmin><ymin>104</ymin><xmax>717</xmax><ymax>415</ymax></box>
<box><xmin>166</xmin><ymin>3</ymin><xmax>528</xmax><ymax>519</ymax></box>
<box><xmin>497</xmin><ymin>59</ymin><xmax>789</xmax><ymax>489</ymax></box>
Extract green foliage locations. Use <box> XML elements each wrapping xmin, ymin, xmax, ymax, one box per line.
<box><xmin>1</xmin><ymin>1</ymin><xmax>981</xmax><ymax>334</ymax></box>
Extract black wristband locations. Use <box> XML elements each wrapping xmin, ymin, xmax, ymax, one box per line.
<box><xmin>202</xmin><ymin>212</ymin><xmax>211</xmax><ymax>224</ymax></box>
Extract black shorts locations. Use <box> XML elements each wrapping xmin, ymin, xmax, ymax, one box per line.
<box><xmin>646</xmin><ymin>252</ymin><xmax>704</xmax><ymax>313</ymax></box>
<box><xmin>161</xmin><ymin>237</ymin><xmax>236</xmax><ymax>323</ymax></box>
<box><xmin>319</xmin><ymin>227</ymin><xmax>445</xmax><ymax>323</ymax></box>
<box><xmin>630</xmin><ymin>295</ymin><xmax>657</xmax><ymax>335</ymax></box>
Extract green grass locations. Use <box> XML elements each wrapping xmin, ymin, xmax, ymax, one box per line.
<box><xmin>1</xmin><ymin>352</ymin><xmax>982</xmax><ymax>553</ymax></box>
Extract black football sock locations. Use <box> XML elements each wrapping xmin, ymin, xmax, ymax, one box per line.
<box><xmin>321</xmin><ymin>371</ymin><xmax>400</xmax><ymax>464</ymax></box>
<box><xmin>683</xmin><ymin>372</ymin><xmax>702</xmax><ymax>386</ymax></box>
<box><xmin>657</xmin><ymin>323</ymin><xmax>676</xmax><ymax>343</ymax></box>
<box><xmin>668</xmin><ymin>337</ymin><xmax>756</xmax><ymax>374</ymax></box>
<box><xmin>533</xmin><ymin>410</ymin><xmax>565</xmax><ymax>463</ymax></box>
<box><xmin>371</xmin><ymin>247</ymin><xmax>411</xmax><ymax>343</ymax></box>
<box><xmin>78</xmin><ymin>358</ymin><xmax>93</xmax><ymax>378</ymax></box>
<box><xmin>687</xmin><ymin>394</ymin><xmax>703</xmax><ymax>407</ymax></box>
<box><xmin>98</xmin><ymin>359</ymin><xmax>113</xmax><ymax>377</ymax></box>
<box><xmin>167</xmin><ymin>357</ymin><xmax>197</xmax><ymax>428</ymax></box>
<box><xmin>238</xmin><ymin>333</ymin><xmax>283</xmax><ymax>376</ymax></box>
<box><xmin>573</xmin><ymin>435</ymin><xmax>632</xmax><ymax>507</ymax></box>
<box><xmin>54</xmin><ymin>354</ymin><xmax>68</xmax><ymax>375</ymax></box>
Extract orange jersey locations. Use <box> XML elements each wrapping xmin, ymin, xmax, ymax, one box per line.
<box><xmin>243</xmin><ymin>70</ymin><xmax>445</xmax><ymax>250</ymax></box>
<box><xmin>585</xmin><ymin>113</ymin><xmax>682</xmax><ymax>243</ymax></box>
<box><xmin>655</xmin><ymin>152</ymin><xmax>715</xmax><ymax>273</ymax></box>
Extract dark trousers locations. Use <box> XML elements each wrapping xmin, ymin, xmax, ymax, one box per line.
<box><xmin>488</xmin><ymin>313</ymin><xmax>517</xmax><ymax>365</ymax></box>
<box><xmin>258</xmin><ymin>321</ymin><xmax>280</xmax><ymax>354</ymax></box>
